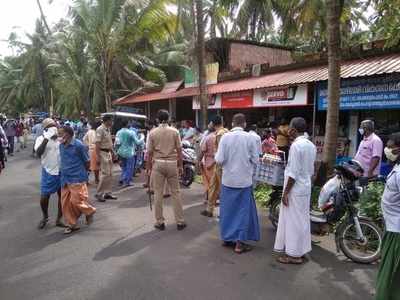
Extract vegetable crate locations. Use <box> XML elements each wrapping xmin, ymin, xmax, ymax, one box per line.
<box><xmin>255</xmin><ymin>158</ymin><xmax>285</xmax><ymax>187</ymax></box>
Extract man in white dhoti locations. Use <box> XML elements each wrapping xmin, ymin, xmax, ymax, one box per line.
<box><xmin>274</xmin><ymin>117</ymin><xmax>316</xmax><ymax>264</ymax></box>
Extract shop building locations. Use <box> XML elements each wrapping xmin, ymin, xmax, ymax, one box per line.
<box><xmin>114</xmin><ymin>42</ymin><xmax>400</xmax><ymax>161</ymax></box>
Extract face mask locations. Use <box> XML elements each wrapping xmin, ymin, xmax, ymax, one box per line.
<box><xmin>358</xmin><ymin>128</ymin><xmax>365</xmax><ymax>136</ymax></box>
<box><xmin>384</xmin><ymin>147</ymin><xmax>399</xmax><ymax>162</ymax></box>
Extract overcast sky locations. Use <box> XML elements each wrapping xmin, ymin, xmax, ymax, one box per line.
<box><xmin>0</xmin><ymin>0</ymin><xmax>71</xmax><ymax>57</ymax></box>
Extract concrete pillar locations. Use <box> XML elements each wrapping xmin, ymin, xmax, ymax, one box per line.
<box><xmin>348</xmin><ymin>112</ymin><xmax>359</xmax><ymax>157</ymax></box>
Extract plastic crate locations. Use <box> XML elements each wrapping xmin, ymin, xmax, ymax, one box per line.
<box><xmin>255</xmin><ymin>159</ymin><xmax>285</xmax><ymax>186</ymax></box>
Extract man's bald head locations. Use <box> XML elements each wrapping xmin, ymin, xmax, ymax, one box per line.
<box><xmin>232</xmin><ymin>113</ymin><xmax>246</xmax><ymax>128</ymax></box>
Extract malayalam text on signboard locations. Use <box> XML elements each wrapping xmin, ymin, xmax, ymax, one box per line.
<box><xmin>318</xmin><ymin>74</ymin><xmax>400</xmax><ymax>110</ymax></box>
<box><xmin>221</xmin><ymin>91</ymin><xmax>253</xmax><ymax>109</ymax></box>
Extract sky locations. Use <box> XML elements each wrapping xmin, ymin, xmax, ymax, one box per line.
<box><xmin>0</xmin><ymin>0</ymin><xmax>71</xmax><ymax>57</ymax></box>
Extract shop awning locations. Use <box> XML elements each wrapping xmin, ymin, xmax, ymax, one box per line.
<box><xmin>114</xmin><ymin>80</ymin><xmax>183</xmax><ymax>105</ymax></box>
<box><xmin>114</xmin><ymin>53</ymin><xmax>400</xmax><ymax>105</ymax></box>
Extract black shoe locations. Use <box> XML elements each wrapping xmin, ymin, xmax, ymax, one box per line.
<box><xmin>177</xmin><ymin>223</ymin><xmax>187</xmax><ymax>231</ymax></box>
<box><xmin>154</xmin><ymin>223</ymin><xmax>166</xmax><ymax>231</ymax></box>
<box><xmin>95</xmin><ymin>194</ymin><xmax>106</xmax><ymax>202</ymax></box>
<box><xmin>104</xmin><ymin>194</ymin><xmax>118</xmax><ymax>200</ymax></box>
<box><xmin>38</xmin><ymin>218</ymin><xmax>49</xmax><ymax>229</ymax></box>
<box><xmin>200</xmin><ymin>210</ymin><xmax>213</xmax><ymax>218</ymax></box>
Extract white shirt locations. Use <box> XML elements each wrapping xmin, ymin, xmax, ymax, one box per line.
<box><xmin>285</xmin><ymin>135</ymin><xmax>316</xmax><ymax>196</ymax></box>
<box><xmin>215</xmin><ymin>127</ymin><xmax>259</xmax><ymax>188</ymax></box>
<box><xmin>381</xmin><ymin>164</ymin><xmax>400</xmax><ymax>233</ymax></box>
<box><xmin>249</xmin><ymin>130</ymin><xmax>262</xmax><ymax>156</ymax></box>
<box><xmin>34</xmin><ymin>135</ymin><xmax>60</xmax><ymax>175</ymax></box>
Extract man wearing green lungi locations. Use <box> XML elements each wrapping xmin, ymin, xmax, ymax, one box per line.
<box><xmin>376</xmin><ymin>132</ymin><xmax>400</xmax><ymax>300</ymax></box>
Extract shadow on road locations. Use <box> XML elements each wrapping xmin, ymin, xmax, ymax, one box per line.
<box><xmin>93</xmin><ymin>203</ymin><xmax>207</xmax><ymax>261</ymax></box>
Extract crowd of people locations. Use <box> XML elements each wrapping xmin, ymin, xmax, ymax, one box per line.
<box><xmin>0</xmin><ymin>110</ymin><xmax>398</xmax><ymax>300</ymax></box>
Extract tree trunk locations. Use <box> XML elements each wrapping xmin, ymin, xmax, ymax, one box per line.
<box><xmin>320</xmin><ymin>0</ymin><xmax>343</xmax><ymax>181</ymax></box>
<box><xmin>195</xmin><ymin>0</ymin><xmax>208</xmax><ymax>130</ymax></box>
<box><xmin>249</xmin><ymin>10</ymin><xmax>257</xmax><ymax>40</ymax></box>
<box><xmin>210</xmin><ymin>0</ymin><xmax>217</xmax><ymax>39</ymax></box>
<box><xmin>102</xmin><ymin>52</ymin><xmax>112</xmax><ymax>112</ymax></box>
<box><xmin>36</xmin><ymin>0</ymin><xmax>52</xmax><ymax>34</ymax></box>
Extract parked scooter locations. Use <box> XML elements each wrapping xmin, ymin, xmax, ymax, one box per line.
<box><xmin>181</xmin><ymin>141</ymin><xmax>196</xmax><ymax>187</ymax></box>
<box><xmin>269</xmin><ymin>160</ymin><xmax>383</xmax><ymax>264</ymax></box>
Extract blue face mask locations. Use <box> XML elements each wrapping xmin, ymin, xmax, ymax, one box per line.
<box><xmin>358</xmin><ymin>128</ymin><xmax>365</xmax><ymax>136</ymax></box>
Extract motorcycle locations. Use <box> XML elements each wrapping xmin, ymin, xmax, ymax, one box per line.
<box><xmin>269</xmin><ymin>160</ymin><xmax>383</xmax><ymax>264</ymax></box>
<box><xmin>181</xmin><ymin>141</ymin><xmax>196</xmax><ymax>187</ymax></box>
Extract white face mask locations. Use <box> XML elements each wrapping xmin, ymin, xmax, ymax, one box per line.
<box><xmin>384</xmin><ymin>147</ymin><xmax>399</xmax><ymax>162</ymax></box>
<box><xmin>358</xmin><ymin>128</ymin><xmax>365</xmax><ymax>136</ymax></box>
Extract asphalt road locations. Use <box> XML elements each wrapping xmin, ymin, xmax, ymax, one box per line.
<box><xmin>0</xmin><ymin>146</ymin><xmax>378</xmax><ymax>300</ymax></box>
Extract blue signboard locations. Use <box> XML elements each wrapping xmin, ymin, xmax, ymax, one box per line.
<box><xmin>318</xmin><ymin>73</ymin><xmax>400</xmax><ymax>110</ymax></box>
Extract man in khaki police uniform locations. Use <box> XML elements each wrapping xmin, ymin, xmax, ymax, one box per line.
<box><xmin>95</xmin><ymin>114</ymin><xmax>117</xmax><ymax>202</ymax></box>
<box><xmin>201</xmin><ymin>115</ymin><xmax>228</xmax><ymax>217</ymax></box>
<box><xmin>147</xmin><ymin>110</ymin><xmax>186</xmax><ymax>231</ymax></box>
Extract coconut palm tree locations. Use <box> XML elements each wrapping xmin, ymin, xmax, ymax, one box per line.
<box><xmin>223</xmin><ymin>0</ymin><xmax>276</xmax><ymax>41</ymax></box>
<box><xmin>71</xmin><ymin>0</ymin><xmax>176</xmax><ymax>111</ymax></box>
<box><xmin>276</xmin><ymin>0</ymin><xmax>369</xmax><ymax>51</ymax></box>
<box><xmin>322</xmin><ymin>0</ymin><xmax>343</xmax><ymax>175</ymax></box>
<box><xmin>195</xmin><ymin>0</ymin><xmax>208</xmax><ymax>129</ymax></box>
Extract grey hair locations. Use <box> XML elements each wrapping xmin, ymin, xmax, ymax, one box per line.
<box><xmin>361</xmin><ymin>120</ymin><xmax>375</xmax><ymax>131</ymax></box>
<box><xmin>289</xmin><ymin>117</ymin><xmax>307</xmax><ymax>133</ymax></box>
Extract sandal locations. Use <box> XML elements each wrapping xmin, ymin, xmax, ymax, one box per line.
<box><xmin>234</xmin><ymin>242</ymin><xmax>253</xmax><ymax>254</ymax></box>
<box><xmin>63</xmin><ymin>226</ymin><xmax>80</xmax><ymax>235</ymax></box>
<box><xmin>38</xmin><ymin>218</ymin><xmax>49</xmax><ymax>230</ymax></box>
<box><xmin>277</xmin><ymin>255</ymin><xmax>303</xmax><ymax>265</ymax></box>
<box><xmin>222</xmin><ymin>241</ymin><xmax>235</xmax><ymax>248</ymax></box>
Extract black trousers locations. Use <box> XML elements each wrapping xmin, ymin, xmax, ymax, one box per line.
<box><xmin>7</xmin><ymin>136</ymin><xmax>14</xmax><ymax>154</ymax></box>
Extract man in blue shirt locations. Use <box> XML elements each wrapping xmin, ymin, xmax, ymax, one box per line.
<box><xmin>115</xmin><ymin>120</ymin><xmax>144</xmax><ymax>187</ymax></box>
<box><xmin>59</xmin><ymin>126</ymin><xmax>96</xmax><ymax>234</ymax></box>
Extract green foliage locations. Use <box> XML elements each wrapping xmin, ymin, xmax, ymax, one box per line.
<box><xmin>360</xmin><ymin>182</ymin><xmax>385</xmax><ymax>222</ymax></box>
<box><xmin>371</xmin><ymin>0</ymin><xmax>400</xmax><ymax>47</ymax></box>
<box><xmin>194</xmin><ymin>175</ymin><xmax>203</xmax><ymax>185</ymax></box>
<box><xmin>254</xmin><ymin>183</ymin><xmax>273</xmax><ymax>207</ymax></box>
<box><xmin>0</xmin><ymin>0</ymin><xmax>181</xmax><ymax>117</ymax></box>
<box><xmin>0</xmin><ymin>0</ymin><xmax>394</xmax><ymax>117</ymax></box>
<box><xmin>311</xmin><ymin>186</ymin><xmax>321</xmax><ymax>209</ymax></box>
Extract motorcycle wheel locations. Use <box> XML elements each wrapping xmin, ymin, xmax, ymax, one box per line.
<box><xmin>181</xmin><ymin>165</ymin><xmax>194</xmax><ymax>187</ymax></box>
<box><xmin>268</xmin><ymin>187</ymin><xmax>282</xmax><ymax>230</ymax></box>
<box><xmin>337</xmin><ymin>217</ymin><xmax>383</xmax><ymax>264</ymax></box>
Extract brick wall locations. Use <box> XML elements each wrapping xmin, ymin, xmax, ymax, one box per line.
<box><xmin>229</xmin><ymin>43</ymin><xmax>293</xmax><ymax>71</ymax></box>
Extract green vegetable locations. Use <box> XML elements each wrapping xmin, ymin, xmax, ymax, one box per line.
<box><xmin>194</xmin><ymin>175</ymin><xmax>203</xmax><ymax>185</ymax></box>
<box><xmin>254</xmin><ymin>183</ymin><xmax>273</xmax><ymax>207</ymax></box>
<box><xmin>359</xmin><ymin>182</ymin><xmax>385</xmax><ymax>222</ymax></box>
<box><xmin>311</xmin><ymin>186</ymin><xmax>321</xmax><ymax>209</ymax></box>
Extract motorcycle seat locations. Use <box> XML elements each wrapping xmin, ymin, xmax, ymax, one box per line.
<box><xmin>310</xmin><ymin>210</ymin><xmax>327</xmax><ymax>223</ymax></box>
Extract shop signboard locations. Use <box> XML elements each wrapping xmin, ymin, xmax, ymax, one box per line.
<box><xmin>318</xmin><ymin>74</ymin><xmax>400</xmax><ymax>110</ymax></box>
<box><xmin>253</xmin><ymin>84</ymin><xmax>308</xmax><ymax>107</ymax></box>
<box><xmin>221</xmin><ymin>90</ymin><xmax>253</xmax><ymax>109</ymax></box>
<box><xmin>205</xmin><ymin>63</ymin><xmax>219</xmax><ymax>85</ymax></box>
<box><xmin>184</xmin><ymin>63</ymin><xmax>219</xmax><ymax>88</ymax></box>
<box><xmin>192</xmin><ymin>94</ymin><xmax>222</xmax><ymax>110</ymax></box>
